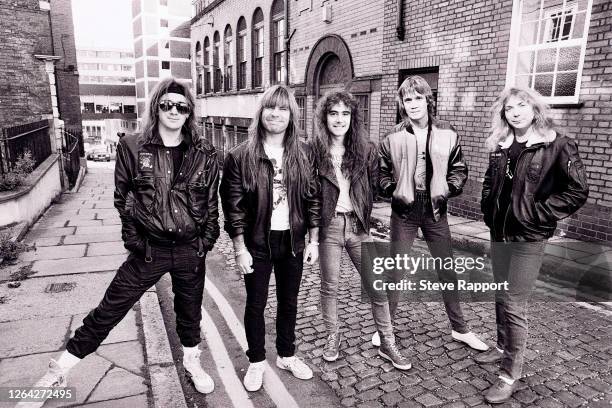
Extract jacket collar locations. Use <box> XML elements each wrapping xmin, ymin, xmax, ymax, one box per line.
<box><xmin>147</xmin><ymin>128</ymin><xmax>193</xmax><ymax>147</ymax></box>
<box><xmin>498</xmin><ymin>129</ymin><xmax>556</xmax><ymax>149</ymax></box>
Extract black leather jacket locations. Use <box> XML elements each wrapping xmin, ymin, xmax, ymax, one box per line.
<box><xmin>114</xmin><ymin>132</ymin><xmax>220</xmax><ymax>254</ymax></box>
<box><xmin>481</xmin><ymin>133</ymin><xmax>589</xmax><ymax>241</ymax></box>
<box><xmin>220</xmin><ymin>141</ymin><xmax>321</xmax><ymax>258</ymax></box>
<box><xmin>317</xmin><ymin>141</ymin><xmax>378</xmax><ymax>235</ymax></box>
<box><xmin>379</xmin><ymin>119</ymin><xmax>468</xmax><ymax>219</ymax></box>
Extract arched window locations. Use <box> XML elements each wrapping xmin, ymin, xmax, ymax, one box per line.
<box><xmin>251</xmin><ymin>8</ymin><xmax>264</xmax><ymax>88</ymax></box>
<box><xmin>195</xmin><ymin>41</ymin><xmax>202</xmax><ymax>94</ymax></box>
<box><xmin>236</xmin><ymin>17</ymin><xmax>247</xmax><ymax>90</ymax></box>
<box><xmin>213</xmin><ymin>31</ymin><xmax>221</xmax><ymax>92</ymax></box>
<box><xmin>270</xmin><ymin>0</ymin><xmax>285</xmax><ymax>84</ymax></box>
<box><xmin>203</xmin><ymin>37</ymin><xmax>211</xmax><ymax>93</ymax></box>
<box><xmin>224</xmin><ymin>25</ymin><xmax>233</xmax><ymax>91</ymax></box>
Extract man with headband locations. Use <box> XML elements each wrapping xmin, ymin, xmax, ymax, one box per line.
<box><xmin>20</xmin><ymin>78</ymin><xmax>219</xmax><ymax>406</ymax></box>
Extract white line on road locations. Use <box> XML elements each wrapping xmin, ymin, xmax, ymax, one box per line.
<box><xmin>200</xmin><ymin>307</ymin><xmax>255</xmax><ymax>408</ymax></box>
<box><xmin>205</xmin><ymin>277</ymin><xmax>301</xmax><ymax>408</ymax></box>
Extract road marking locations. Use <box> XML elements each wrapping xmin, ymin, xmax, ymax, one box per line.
<box><xmin>205</xmin><ymin>277</ymin><xmax>301</xmax><ymax>408</ymax></box>
<box><xmin>200</xmin><ymin>308</ymin><xmax>255</xmax><ymax>408</ymax></box>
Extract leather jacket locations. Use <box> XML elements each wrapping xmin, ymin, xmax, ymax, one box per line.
<box><xmin>379</xmin><ymin>119</ymin><xmax>468</xmax><ymax>219</ymax></box>
<box><xmin>317</xmin><ymin>141</ymin><xmax>378</xmax><ymax>235</ymax></box>
<box><xmin>114</xmin><ymin>132</ymin><xmax>220</xmax><ymax>255</ymax></box>
<box><xmin>481</xmin><ymin>132</ymin><xmax>589</xmax><ymax>242</ymax></box>
<box><xmin>219</xmin><ymin>141</ymin><xmax>321</xmax><ymax>258</ymax></box>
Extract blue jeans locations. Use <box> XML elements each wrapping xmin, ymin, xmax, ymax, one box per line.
<box><xmin>490</xmin><ymin>240</ymin><xmax>546</xmax><ymax>379</ymax></box>
<box><xmin>244</xmin><ymin>230</ymin><xmax>304</xmax><ymax>363</ymax></box>
<box><xmin>319</xmin><ymin>213</ymin><xmax>394</xmax><ymax>339</ymax></box>
<box><xmin>389</xmin><ymin>192</ymin><xmax>468</xmax><ymax>333</ymax></box>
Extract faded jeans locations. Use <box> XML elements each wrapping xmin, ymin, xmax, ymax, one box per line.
<box><xmin>319</xmin><ymin>213</ymin><xmax>394</xmax><ymax>339</ymax></box>
<box><xmin>490</xmin><ymin>239</ymin><xmax>546</xmax><ymax>379</ymax></box>
<box><xmin>389</xmin><ymin>191</ymin><xmax>468</xmax><ymax>333</ymax></box>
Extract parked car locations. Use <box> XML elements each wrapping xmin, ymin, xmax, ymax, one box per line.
<box><xmin>87</xmin><ymin>149</ymin><xmax>111</xmax><ymax>162</ymax></box>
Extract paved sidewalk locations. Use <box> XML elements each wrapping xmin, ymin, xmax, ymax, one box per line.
<box><xmin>0</xmin><ymin>167</ymin><xmax>183</xmax><ymax>408</ymax></box>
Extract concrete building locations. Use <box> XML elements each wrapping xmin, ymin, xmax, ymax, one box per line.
<box><xmin>132</xmin><ymin>0</ymin><xmax>193</xmax><ymax>118</ymax></box>
<box><xmin>77</xmin><ymin>47</ymin><xmax>138</xmax><ymax>150</ymax></box>
<box><xmin>379</xmin><ymin>0</ymin><xmax>611</xmax><ymax>241</ymax></box>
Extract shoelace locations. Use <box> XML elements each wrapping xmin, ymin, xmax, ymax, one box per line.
<box><xmin>386</xmin><ymin>341</ymin><xmax>403</xmax><ymax>358</ymax></box>
<box><xmin>325</xmin><ymin>333</ymin><xmax>338</xmax><ymax>350</ymax></box>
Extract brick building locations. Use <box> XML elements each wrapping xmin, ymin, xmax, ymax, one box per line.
<box><xmin>132</xmin><ymin>0</ymin><xmax>192</xmax><ymax>118</ymax></box>
<box><xmin>380</xmin><ymin>0</ymin><xmax>611</xmax><ymax>241</ymax></box>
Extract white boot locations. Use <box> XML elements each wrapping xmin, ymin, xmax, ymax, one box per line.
<box><xmin>15</xmin><ymin>359</ymin><xmax>69</xmax><ymax>408</ymax></box>
<box><xmin>182</xmin><ymin>346</ymin><xmax>214</xmax><ymax>394</ymax></box>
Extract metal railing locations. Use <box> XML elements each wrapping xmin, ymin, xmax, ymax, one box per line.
<box><xmin>0</xmin><ymin>119</ymin><xmax>52</xmax><ymax>175</ymax></box>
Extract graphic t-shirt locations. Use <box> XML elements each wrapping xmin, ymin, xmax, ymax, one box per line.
<box><xmin>496</xmin><ymin>138</ymin><xmax>527</xmax><ymax>236</ymax></box>
<box><xmin>330</xmin><ymin>145</ymin><xmax>354</xmax><ymax>213</ymax></box>
<box><xmin>264</xmin><ymin>143</ymin><xmax>290</xmax><ymax>230</ymax></box>
<box><xmin>413</xmin><ymin>125</ymin><xmax>428</xmax><ymax>191</ymax></box>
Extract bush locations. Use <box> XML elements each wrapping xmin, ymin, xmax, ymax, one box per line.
<box><xmin>0</xmin><ymin>232</ymin><xmax>30</xmax><ymax>265</ymax></box>
<box><xmin>0</xmin><ymin>151</ymin><xmax>35</xmax><ymax>191</ymax></box>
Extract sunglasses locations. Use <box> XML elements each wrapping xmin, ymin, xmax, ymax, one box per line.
<box><xmin>159</xmin><ymin>100</ymin><xmax>191</xmax><ymax>115</ymax></box>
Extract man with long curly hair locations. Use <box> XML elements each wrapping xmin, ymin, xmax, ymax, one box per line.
<box><xmin>21</xmin><ymin>78</ymin><xmax>219</xmax><ymax>406</ymax></box>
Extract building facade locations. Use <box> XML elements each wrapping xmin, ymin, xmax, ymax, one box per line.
<box><xmin>77</xmin><ymin>47</ymin><xmax>138</xmax><ymax>149</ymax></box>
<box><xmin>132</xmin><ymin>0</ymin><xmax>193</xmax><ymax>118</ymax></box>
<box><xmin>380</xmin><ymin>0</ymin><xmax>611</xmax><ymax>241</ymax></box>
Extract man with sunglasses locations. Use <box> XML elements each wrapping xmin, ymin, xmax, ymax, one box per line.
<box><xmin>21</xmin><ymin>78</ymin><xmax>219</xmax><ymax>406</ymax></box>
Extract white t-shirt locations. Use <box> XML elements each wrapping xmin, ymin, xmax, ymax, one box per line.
<box><xmin>413</xmin><ymin>125</ymin><xmax>428</xmax><ymax>191</ymax></box>
<box><xmin>263</xmin><ymin>143</ymin><xmax>290</xmax><ymax>230</ymax></box>
<box><xmin>330</xmin><ymin>145</ymin><xmax>354</xmax><ymax>213</ymax></box>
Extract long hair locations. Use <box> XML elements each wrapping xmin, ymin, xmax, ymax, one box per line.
<box><xmin>486</xmin><ymin>86</ymin><xmax>554</xmax><ymax>152</ymax></box>
<box><xmin>242</xmin><ymin>85</ymin><xmax>309</xmax><ymax>197</ymax></box>
<box><xmin>140</xmin><ymin>77</ymin><xmax>199</xmax><ymax>144</ymax></box>
<box><xmin>396</xmin><ymin>75</ymin><xmax>436</xmax><ymax>122</ymax></box>
<box><xmin>313</xmin><ymin>90</ymin><xmax>368</xmax><ymax>177</ymax></box>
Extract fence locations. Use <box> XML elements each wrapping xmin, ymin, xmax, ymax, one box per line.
<box><xmin>0</xmin><ymin>119</ymin><xmax>52</xmax><ymax>176</ymax></box>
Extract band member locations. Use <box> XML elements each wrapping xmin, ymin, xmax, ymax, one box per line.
<box><xmin>313</xmin><ymin>90</ymin><xmax>411</xmax><ymax>370</ymax></box>
<box><xmin>479</xmin><ymin>86</ymin><xmax>588</xmax><ymax>403</ymax></box>
<box><xmin>23</xmin><ymin>78</ymin><xmax>220</xmax><ymax>406</ymax></box>
<box><xmin>220</xmin><ymin>85</ymin><xmax>321</xmax><ymax>392</ymax></box>
<box><xmin>378</xmin><ymin>76</ymin><xmax>488</xmax><ymax>351</ymax></box>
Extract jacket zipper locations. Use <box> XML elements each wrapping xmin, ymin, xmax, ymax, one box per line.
<box><xmin>502</xmin><ymin>146</ymin><xmax>536</xmax><ymax>241</ymax></box>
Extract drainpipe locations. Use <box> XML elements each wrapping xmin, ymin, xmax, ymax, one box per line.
<box><xmin>396</xmin><ymin>0</ymin><xmax>405</xmax><ymax>41</ymax></box>
<box><xmin>284</xmin><ymin>0</ymin><xmax>289</xmax><ymax>85</ymax></box>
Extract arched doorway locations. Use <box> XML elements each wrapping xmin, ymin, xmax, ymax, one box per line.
<box><xmin>317</xmin><ymin>53</ymin><xmax>350</xmax><ymax>98</ymax></box>
<box><xmin>305</xmin><ymin>35</ymin><xmax>354</xmax><ymax>99</ymax></box>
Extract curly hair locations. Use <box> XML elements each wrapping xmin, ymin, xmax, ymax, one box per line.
<box><xmin>139</xmin><ymin>77</ymin><xmax>199</xmax><ymax>144</ymax></box>
<box><xmin>312</xmin><ymin>90</ymin><xmax>368</xmax><ymax>178</ymax></box>
<box><xmin>486</xmin><ymin>86</ymin><xmax>554</xmax><ymax>152</ymax></box>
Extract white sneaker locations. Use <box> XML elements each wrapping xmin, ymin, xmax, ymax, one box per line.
<box><xmin>243</xmin><ymin>361</ymin><xmax>266</xmax><ymax>392</ymax></box>
<box><xmin>276</xmin><ymin>356</ymin><xmax>313</xmax><ymax>380</ymax></box>
<box><xmin>371</xmin><ymin>331</ymin><xmax>381</xmax><ymax>347</ymax></box>
<box><xmin>15</xmin><ymin>359</ymin><xmax>68</xmax><ymax>408</ymax></box>
<box><xmin>183</xmin><ymin>349</ymin><xmax>214</xmax><ymax>394</ymax></box>
<box><xmin>451</xmin><ymin>330</ymin><xmax>490</xmax><ymax>351</ymax></box>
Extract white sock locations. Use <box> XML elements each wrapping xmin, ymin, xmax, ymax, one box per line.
<box><xmin>183</xmin><ymin>345</ymin><xmax>199</xmax><ymax>357</ymax></box>
<box><xmin>499</xmin><ymin>375</ymin><xmax>515</xmax><ymax>385</ymax></box>
<box><xmin>56</xmin><ymin>350</ymin><xmax>81</xmax><ymax>370</ymax></box>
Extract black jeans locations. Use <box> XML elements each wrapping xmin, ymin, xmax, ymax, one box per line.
<box><xmin>244</xmin><ymin>230</ymin><xmax>304</xmax><ymax>363</ymax></box>
<box><xmin>491</xmin><ymin>239</ymin><xmax>546</xmax><ymax>379</ymax></box>
<box><xmin>67</xmin><ymin>243</ymin><xmax>206</xmax><ymax>358</ymax></box>
<box><xmin>389</xmin><ymin>191</ymin><xmax>468</xmax><ymax>333</ymax></box>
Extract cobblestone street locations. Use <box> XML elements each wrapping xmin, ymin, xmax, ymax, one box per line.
<box><xmin>214</xmin><ymin>214</ymin><xmax>612</xmax><ymax>408</ymax></box>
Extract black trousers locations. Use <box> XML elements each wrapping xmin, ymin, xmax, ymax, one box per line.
<box><xmin>67</xmin><ymin>243</ymin><xmax>206</xmax><ymax>358</ymax></box>
<box><xmin>244</xmin><ymin>230</ymin><xmax>304</xmax><ymax>363</ymax></box>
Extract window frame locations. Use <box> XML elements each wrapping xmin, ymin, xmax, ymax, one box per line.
<box><xmin>252</xmin><ymin>8</ymin><xmax>264</xmax><ymax>89</ymax></box>
<box><xmin>505</xmin><ymin>0</ymin><xmax>594</xmax><ymax>104</ymax></box>
<box><xmin>237</xmin><ymin>17</ymin><xmax>247</xmax><ymax>90</ymax></box>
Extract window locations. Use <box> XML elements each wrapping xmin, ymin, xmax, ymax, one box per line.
<box><xmin>236</xmin><ymin>126</ymin><xmax>248</xmax><ymax>146</ymax></box>
<box><xmin>252</xmin><ymin>8</ymin><xmax>264</xmax><ymax>88</ymax></box>
<box><xmin>507</xmin><ymin>0</ymin><xmax>593</xmax><ymax>103</ymax></box>
<box><xmin>213</xmin><ymin>31</ymin><xmax>222</xmax><ymax>92</ymax></box>
<box><xmin>160</xmin><ymin>19</ymin><xmax>168</xmax><ymax>28</ymax></box>
<box><xmin>160</xmin><ymin>0</ymin><xmax>167</xmax><ymax>5</ymax></box>
<box><xmin>237</xmin><ymin>17</ymin><xmax>247</xmax><ymax>90</ymax></box>
<box><xmin>161</xmin><ymin>61</ymin><xmax>170</xmax><ymax>70</ymax></box>
<box><xmin>195</xmin><ymin>41</ymin><xmax>203</xmax><ymax>94</ymax></box>
<box><xmin>124</xmin><ymin>105</ymin><xmax>135</xmax><ymax>113</ymax></box>
<box><xmin>270</xmin><ymin>0</ymin><xmax>285</xmax><ymax>84</ymax></box>
<box><xmin>82</xmin><ymin>103</ymin><xmax>95</xmax><ymax>113</ymax></box>
<box><xmin>355</xmin><ymin>94</ymin><xmax>370</xmax><ymax>134</ymax></box>
<box><xmin>296</xmin><ymin>96</ymin><xmax>306</xmax><ymax>133</ymax></box>
<box><xmin>204</xmin><ymin>37</ymin><xmax>211</xmax><ymax>93</ymax></box>
<box><xmin>224</xmin><ymin>25</ymin><xmax>233</xmax><ymax>91</ymax></box>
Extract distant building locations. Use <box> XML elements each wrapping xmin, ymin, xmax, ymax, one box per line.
<box><xmin>131</xmin><ymin>0</ymin><xmax>193</xmax><ymax>118</ymax></box>
<box><xmin>77</xmin><ymin>47</ymin><xmax>138</xmax><ymax>150</ymax></box>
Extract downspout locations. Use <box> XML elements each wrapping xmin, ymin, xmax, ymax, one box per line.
<box><xmin>396</xmin><ymin>0</ymin><xmax>405</xmax><ymax>41</ymax></box>
<box><xmin>284</xmin><ymin>0</ymin><xmax>289</xmax><ymax>85</ymax></box>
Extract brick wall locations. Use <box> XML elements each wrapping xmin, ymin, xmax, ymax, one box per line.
<box><xmin>381</xmin><ymin>0</ymin><xmax>612</xmax><ymax>242</ymax></box>
<box><xmin>0</xmin><ymin>0</ymin><xmax>54</xmax><ymax>128</ymax></box>
<box><xmin>50</xmin><ymin>0</ymin><xmax>83</xmax><ymax>131</ymax></box>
